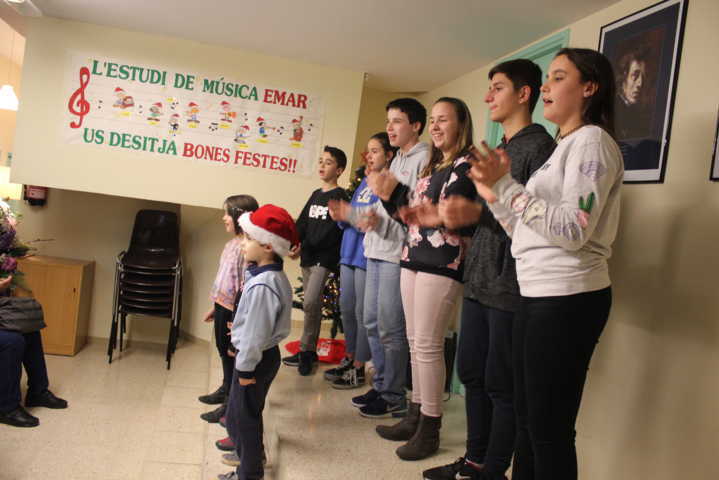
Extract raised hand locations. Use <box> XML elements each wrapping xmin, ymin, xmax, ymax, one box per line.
<box><xmin>288</xmin><ymin>244</ymin><xmax>301</xmax><ymax>260</ymax></box>
<box><xmin>468</xmin><ymin>142</ymin><xmax>512</xmax><ymax>203</ymax></box>
<box><xmin>357</xmin><ymin>210</ymin><xmax>379</xmax><ymax>232</ymax></box>
<box><xmin>366</xmin><ymin>169</ymin><xmax>399</xmax><ymax>201</ymax></box>
<box><xmin>399</xmin><ymin>202</ymin><xmax>442</xmax><ymax>227</ymax></box>
<box><xmin>439</xmin><ymin>196</ymin><xmax>483</xmax><ymax>229</ymax></box>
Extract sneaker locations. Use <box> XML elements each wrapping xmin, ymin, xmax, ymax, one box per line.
<box><xmin>323</xmin><ymin>356</ymin><xmax>353</xmax><ymax>382</ymax></box>
<box><xmin>455</xmin><ymin>461</ymin><xmax>488</xmax><ymax>480</ymax></box>
<box><xmin>198</xmin><ymin>385</ymin><xmax>227</xmax><ymax>405</ymax></box>
<box><xmin>298</xmin><ymin>351</ymin><xmax>318</xmax><ymax>376</ymax></box>
<box><xmin>359</xmin><ymin>396</ymin><xmax>407</xmax><ymax>418</ymax></box>
<box><xmin>351</xmin><ymin>388</ymin><xmax>379</xmax><ymax>408</ymax></box>
<box><xmin>221</xmin><ymin>451</ymin><xmax>241</xmax><ymax>467</ymax></box>
<box><xmin>282</xmin><ymin>352</ymin><xmax>300</xmax><ymax>367</ymax></box>
<box><xmin>200</xmin><ymin>404</ymin><xmax>226</xmax><ymax>423</ymax></box>
<box><xmin>215</xmin><ymin>436</ymin><xmax>235</xmax><ymax>451</ymax></box>
<box><xmin>331</xmin><ymin>367</ymin><xmax>365</xmax><ymax>390</ymax></box>
<box><xmin>422</xmin><ymin>457</ymin><xmax>468</xmax><ymax>480</ymax></box>
<box><xmin>217</xmin><ymin>472</ymin><xmax>239</xmax><ymax>480</ymax></box>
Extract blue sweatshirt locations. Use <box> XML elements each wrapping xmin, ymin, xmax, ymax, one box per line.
<box><xmin>339</xmin><ymin>177</ymin><xmax>375</xmax><ymax>269</ymax></box>
<box><xmin>230</xmin><ymin>262</ymin><xmax>292</xmax><ymax>378</ymax></box>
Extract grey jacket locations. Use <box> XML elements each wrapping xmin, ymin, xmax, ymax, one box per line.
<box><xmin>463</xmin><ymin>124</ymin><xmax>555</xmax><ymax>311</ymax></box>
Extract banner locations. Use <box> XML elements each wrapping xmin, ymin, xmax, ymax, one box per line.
<box><xmin>64</xmin><ymin>55</ymin><xmax>325</xmax><ymax>177</ymax></box>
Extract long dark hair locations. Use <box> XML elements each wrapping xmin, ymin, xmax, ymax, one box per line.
<box><xmin>224</xmin><ymin>195</ymin><xmax>259</xmax><ymax>235</ymax></box>
<box><xmin>422</xmin><ymin>97</ymin><xmax>474</xmax><ymax>178</ymax></box>
<box><xmin>369</xmin><ymin>131</ymin><xmax>398</xmax><ymax>165</ymax></box>
<box><xmin>556</xmin><ymin>48</ymin><xmax>616</xmax><ymax>137</ymax></box>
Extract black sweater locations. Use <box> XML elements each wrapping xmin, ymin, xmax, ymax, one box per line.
<box><xmin>463</xmin><ymin>123</ymin><xmax>555</xmax><ymax>311</ymax></box>
<box><xmin>296</xmin><ymin>187</ymin><xmax>349</xmax><ymax>270</ymax></box>
<box><xmin>384</xmin><ymin>155</ymin><xmax>477</xmax><ymax>282</ymax></box>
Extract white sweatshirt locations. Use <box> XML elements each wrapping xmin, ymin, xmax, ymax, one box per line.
<box><xmin>488</xmin><ymin>125</ymin><xmax>623</xmax><ymax>297</ymax></box>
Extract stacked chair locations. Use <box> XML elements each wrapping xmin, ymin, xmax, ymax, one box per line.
<box><xmin>107</xmin><ymin>210</ymin><xmax>183</xmax><ymax>369</ymax></box>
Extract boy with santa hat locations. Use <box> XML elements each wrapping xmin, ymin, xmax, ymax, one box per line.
<box><xmin>220</xmin><ymin>204</ymin><xmax>297</xmax><ymax>480</ymax></box>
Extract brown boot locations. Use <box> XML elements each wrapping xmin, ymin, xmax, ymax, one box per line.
<box><xmin>375</xmin><ymin>402</ymin><xmax>420</xmax><ymax>441</ymax></box>
<box><xmin>396</xmin><ymin>413</ymin><xmax>441</xmax><ymax>461</ymax></box>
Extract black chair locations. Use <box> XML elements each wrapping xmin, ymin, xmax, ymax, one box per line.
<box><xmin>108</xmin><ymin>210</ymin><xmax>183</xmax><ymax>369</ymax></box>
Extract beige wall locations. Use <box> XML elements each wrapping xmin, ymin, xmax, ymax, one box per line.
<box><xmin>0</xmin><ymin>18</ymin><xmax>24</xmax><ymax>165</ymax></box>
<box><xmin>11</xmin><ymin>17</ymin><xmax>364</xmax><ymax>211</ymax></box>
<box><xmin>419</xmin><ymin>0</ymin><xmax>719</xmax><ymax>477</ymax></box>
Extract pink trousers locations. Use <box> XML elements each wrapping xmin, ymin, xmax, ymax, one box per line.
<box><xmin>400</xmin><ymin>268</ymin><xmax>461</xmax><ymax>417</ymax></box>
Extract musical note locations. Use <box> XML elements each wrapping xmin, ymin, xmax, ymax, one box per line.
<box><xmin>68</xmin><ymin>66</ymin><xmax>90</xmax><ymax>129</ymax></box>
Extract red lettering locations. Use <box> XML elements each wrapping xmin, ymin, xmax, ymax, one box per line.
<box><xmin>252</xmin><ymin>152</ymin><xmax>261</xmax><ymax>167</ymax></box>
<box><xmin>260</xmin><ymin>154</ymin><xmax>269</xmax><ymax>168</ymax></box>
<box><xmin>222</xmin><ymin>148</ymin><xmax>230</xmax><ymax>163</ymax></box>
<box><xmin>263</xmin><ymin>89</ymin><xmax>274</xmax><ymax>104</ymax></box>
<box><xmin>273</xmin><ymin>90</ymin><xmax>286</xmax><ymax>106</ymax></box>
<box><xmin>182</xmin><ymin>142</ymin><xmax>195</xmax><ymax>157</ymax></box>
<box><xmin>270</xmin><ymin>155</ymin><xmax>279</xmax><ymax>170</ymax></box>
<box><xmin>285</xmin><ymin>93</ymin><xmax>295</xmax><ymax>107</ymax></box>
<box><xmin>297</xmin><ymin>94</ymin><xmax>307</xmax><ymax>109</ymax></box>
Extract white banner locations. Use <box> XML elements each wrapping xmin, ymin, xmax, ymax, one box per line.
<box><xmin>64</xmin><ymin>54</ymin><xmax>325</xmax><ymax>177</ymax></box>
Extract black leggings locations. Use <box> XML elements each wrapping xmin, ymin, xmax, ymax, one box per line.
<box><xmin>214</xmin><ymin>303</ymin><xmax>235</xmax><ymax>391</ymax></box>
<box><xmin>512</xmin><ymin>287</ymin><xmax>611</xmax><ymax>480</ymax></box>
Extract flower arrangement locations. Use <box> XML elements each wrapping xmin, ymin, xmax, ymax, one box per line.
<box><xmin>0</xmin><ymin>200</ymin><xmax>33</xmax><ymax>292</ymax></box>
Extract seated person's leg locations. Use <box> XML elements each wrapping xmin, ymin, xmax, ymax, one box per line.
<box><xmin>23</xmin><ymin>331</ymin><xmax>67</xmax><ymax>409</ymax></box>
<box><xmin>0</xmin><ymin>329</ymin><xmax>38</xmax><ymax>427</ymax></box>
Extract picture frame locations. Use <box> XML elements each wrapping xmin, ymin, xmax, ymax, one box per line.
<box><xmin>599</xmin><ymin>0</ymin><xmax>688</xmax><ymax>183</ymax></box>
<box><xmin>711</xmin><ymin>106</ymin><xmax>719</xmax><ymax>182</ymax></box>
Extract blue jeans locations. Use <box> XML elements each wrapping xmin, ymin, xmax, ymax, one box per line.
<box><xmin>364</xmin><ymin>258</ymin><xmax>407</xmax><ymax>404</ymax></box>
<box><xmin>339</xmin><ymin>264</ymin><xmax>370</xmax><ymax>362</ymax></box>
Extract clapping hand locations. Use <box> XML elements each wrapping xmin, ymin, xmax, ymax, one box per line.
<box><xmin>356</xmin><ymin>210</ymin><xmax>379</xmax><ymax>232</ymax></box>
<box><xmin>438</xmin><ymin>196</ymin><xmax>483</xmax><ymax>229</ymax></box>
<box><xmin>366</xmin><ymin>169</ymin><xmax>399</xmax><ymax>201</ymax></box>
<box><xmin>328</xmin><ymin>199</ymin><xmax>351</xmax><ymax>222</ymax></box>
<box><xmin>468</xmin><ymin>142</ymin><xmax>512</xmax><ymax>203</ymax></box>
<box><xmin>399</xmin><ymin>202</ymin><xmax>442</xmax><ymax>227</ymax></box>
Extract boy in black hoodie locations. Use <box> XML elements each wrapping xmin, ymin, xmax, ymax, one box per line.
<box><xmin>283</xmin><ymin>146</ymin><xmax>348</xmax><ymax>376</ymax></box>
<box><xmin>423</xmin><ymin>60</ymin><xmax>555</xmax><ymax>480</ymax></box>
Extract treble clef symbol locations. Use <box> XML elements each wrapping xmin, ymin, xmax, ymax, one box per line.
<box><xmin>68</xmin><ymin>66</ymin><xmax>90</xmax><ymax>129</ymax></box>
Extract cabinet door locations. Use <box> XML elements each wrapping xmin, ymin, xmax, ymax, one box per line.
<box><xmin>21</xmin><ymin>263</ymin><xmax>80</xmax><ymax>355</ymax></box>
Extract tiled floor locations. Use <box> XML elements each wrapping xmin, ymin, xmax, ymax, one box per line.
<box><xmin>0</xmin><ymin>329</ymin><xmax>468</xmax><ymax>480</ymax></box>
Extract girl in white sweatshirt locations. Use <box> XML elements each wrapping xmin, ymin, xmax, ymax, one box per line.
<box><xmin>471</xmin><ymin>48</ymin><xmax>623</xmax><ymax>480</ymax></box>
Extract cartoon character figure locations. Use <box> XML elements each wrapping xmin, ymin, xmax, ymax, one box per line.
<box><xmin>147</xmin><ymin>102</ymin><xmax>163</xmax><ymax>124</ymax></box>
<box><xmin>168</xmin><ymin>113</ymin><xmax>180</xmax><ymax>135</ymax></box>
<box><xmin>234</xmin><ymin>124</ymin><xmax>251</xmax><ymax>148</ymax></box>
<box><xmin>186</xmin><ymin>102</ymin><xmax>200</xmax><ymax>127</ymax></box>
<box><xmin>290</xmin><ymin>115</ymin><xmax>304</xmax><ymax>142</ymax></box>
<box><xmin>256</xmin><ymin>116</ymin><xmax>274</xmax><ymax>142</ymax></box>
<box><xmin>220</xmin><ymin>101</ymin><xmax>236</xmax><ymax>125</ymax></box>
<box><xmin>113</xmin><ymin>87</ymin><xmax>134</xmax><ymax>114</ymax></box>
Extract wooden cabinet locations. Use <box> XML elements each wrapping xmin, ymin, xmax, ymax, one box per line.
<box><xmin>17</xmin><ymin>255</ymin><xmax>94</xmax><ymax>356</ymax></box>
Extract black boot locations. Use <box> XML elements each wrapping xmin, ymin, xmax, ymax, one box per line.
<box><xmin>375</xmin><ymin>401</ymin><xmax>420</xmax><ymax>441</ymax></box>
<box><xmin>198</xmin><ymin>385</ymin><xmax>227</xmax><ymax>405</ymax></box>
<box><xmin>200</xmin><ymin>403</ymin><xmax>226</xmax><ymax>423</ymax></box>
<box><xmin>396</xmin><ymin>413</ymin><xmax>441</xmax><ymax>461</ymax></box>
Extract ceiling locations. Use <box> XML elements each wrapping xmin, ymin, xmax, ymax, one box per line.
<box><xmin>6</xmin><ymin>0</ymin><xmax>620</xmax><ymax>92</ymax></box>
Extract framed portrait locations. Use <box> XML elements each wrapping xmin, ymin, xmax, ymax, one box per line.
<box><xmin>599</xmin><ymin>0</ymin><xmax>688</xmax><ymax>183</ymax></box>
<box><xmin>711</xmin><ymin>107</ymin><xmax>719</xmax><ymax>182</ymax></box>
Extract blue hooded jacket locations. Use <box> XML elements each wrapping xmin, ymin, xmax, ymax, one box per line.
<box><xmin>339</xmin><ymin>177</ymin><xmax>376</xmax><ymax>269</ymax></box>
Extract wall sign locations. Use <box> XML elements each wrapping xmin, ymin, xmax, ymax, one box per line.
<box><xmin>64</xmin><ymin>55</ymin><xmax>325</xmax><ymax>177</ymax></box>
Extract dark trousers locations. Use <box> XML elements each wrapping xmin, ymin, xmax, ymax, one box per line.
<box><xmin>226</xmin><ymin>346</ymin><xmax>281</xmax><ymax>480</ymax></box>
<box><xmin>0</xmin><ymin>330</ymin><xmax>49</xmax><ymax>413</ymax></box>
<box><xmin>512</xmin><ymin>287</ymin><xmax>611</xmax><ymax>480</ymax></box>
<box><xmin>214</xmin><ymin>303</ymin><xmax>235</xmax><ymax>392</ymax></box>
<box><xmin>456</xmin><ymin>297</ymin><xmax>515</xmax><ymax>476</ymax></box>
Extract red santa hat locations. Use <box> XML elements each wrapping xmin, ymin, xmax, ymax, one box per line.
<box><xmin>256</xmin><ymin>116</ymin><xmax>265</xmax><ymax>122</ymax></box>
<box><xmin>221</xmin><ymin>101</ymin><xmax>231</xmax><ymax>106</ymax></box>
<box><xmin>170</xmin><ymin>113</ymin><xmax>180</xmax><ymax>118</ymax></box>
<box><xmin>238</xmin><ymin>204</ymin><xmax>298</xmax><ymax>257</ymax></box>
<box><xmin>241</xmin><ymin>125</ymin><xmax>250</xmax><ymax>130</ymax></box>
<box><xmin>114</xmin><ymin>87</ymin><xmax>125</xmax><ymax>93</ymax></box>
<box><xmin>153</xmin><ymin>102</ymin><xmax>162</xmax><ymax>108</ymax></box>
<box><xmin>188</xmin><ymin>102</ymin><xmax>198</xmax><ymax>107</ymax></box>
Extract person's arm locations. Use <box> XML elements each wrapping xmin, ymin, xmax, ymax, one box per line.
<box><xmin>232</xmin><ymin>284</ymin><xmax>282</xmax><ymax>380</ymax></box>
<box><xmin>491</xmin><ymin>139</ymin><xmax>620</xmax><ymax>251</ymax></box>
<box><xmin>441</xmin><ymin>160</ymin><xmax>478</xmax><ymax>236</ymax></box>
<box><xmin>295</xmin><ymin>194</ymin><xmax>313</xmax><ymax>243</ymax></box>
